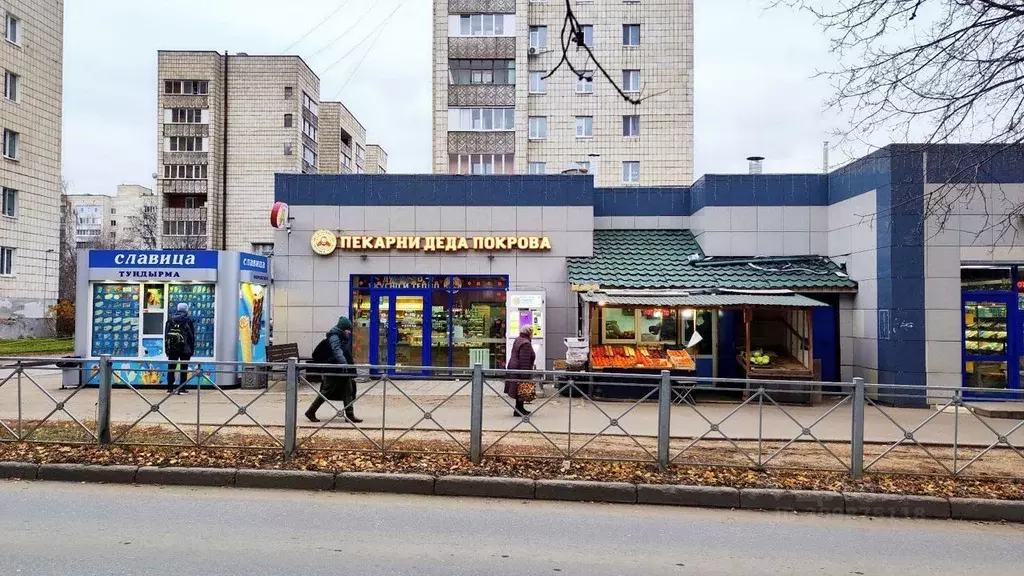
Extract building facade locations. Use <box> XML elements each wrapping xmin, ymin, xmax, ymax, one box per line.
<box><xmin>65</xmin><ymin>185</ymin><xmax>157</xmax><ymax>249</ymax></box>
<box><xmin>319</xmin><ymin>101</ymin><xmax>367</xmax><ymax>175</ymax></box>
<box><xmin>432</xmin><ymin>0</ymin><xmax>693</xmax><ymax>186</ymax></box>
<box><xmin>66</xmin><ymin>194</ymin><xmax>112</xmax><ymax>246</ymax></box>
<box><xmin>156</xmin><ymin>51</ymin><xmax>320</xmax><ymax>252</ymax></box>
<box><xmin>0</xmin><ymin>0</ymin><xmax>63</xmax><ymax>338</ymax></box>
<box><xmin>365</xmin><ymin>144</ymin><xmax>388</xmax><ymax>174</ymax></box>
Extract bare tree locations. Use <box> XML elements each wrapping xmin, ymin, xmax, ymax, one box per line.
<box><xmin>123</xmin><ymin>205</ymin><xmax>159</xmax><ymax>249</ymax></box>
<box><xmin>162</xmin><ymin>234</ymin><xmax>209</xmax><ymax>250</ymax></box>
<box><xmin>776</xmin><ymin>0</ymin><xmax>1024</xmax><ymax>239</ymax></box>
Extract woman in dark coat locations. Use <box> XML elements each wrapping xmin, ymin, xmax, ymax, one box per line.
<box><xmin>305</xmin><ymin>316</ymin><xmax>362</xmax><ymax>423</ymax></box>
<box><xmin>504</xmin><ymin>325</ymin><xmax>536</xmax><ymax>417</ymax></box>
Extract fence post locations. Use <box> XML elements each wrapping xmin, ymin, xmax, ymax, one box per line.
<box><xmin>850</xmin><ymin>377</ymin><xmax>865</xmax><ymax>479</ymax></box>
<box><xmin>470</xmin><ymin>363</ymin><xmax>484</xmax><ymax>465</ymax></box>
<box><xmin>284</xmin><ymin>357</ymin><xmax>298</xmax><ymax>459</ymax></box>
<box><xmin>97</xmin><ymin>355</ymin><xmax>112</xmax><ymax>445</ymax></box>
<box><xmin>657</xmin><ymin>370</ymin><xmax>671</xmax><ymax>471</ymax></box>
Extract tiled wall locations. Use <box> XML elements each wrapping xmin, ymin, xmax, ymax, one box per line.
<box><xmin>690</xmin><ymin>206</ymin><xmax>829</xmax><ymax>257</ymax></box>
<box><xmin>272</xmin><ymin>204</ymin><xmax>593</xmax><ymax>367</ymax></box>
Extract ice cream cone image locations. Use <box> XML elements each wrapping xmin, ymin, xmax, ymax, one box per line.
<box><xmin>239</xmin><ymin>316</ymin><xmax>253</xmax><ymax>363</ymax></box>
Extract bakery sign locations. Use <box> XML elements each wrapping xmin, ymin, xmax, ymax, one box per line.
<box><xmin>310</xmin><ymin>230</ymin><xmax>552</xmax><ymax>255</ymax></box>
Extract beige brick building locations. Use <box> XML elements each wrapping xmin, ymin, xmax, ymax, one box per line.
<box><xmin>64</xmin><ymin>185</ymin><xmax>157</xmax><ymax>249</ymax></box>
<box><xmin>156</xmin><ymin>52</ymin><xmax>320</xmax><ymax>252</ymax></box>
<box><xmin>432</xmin><ymin>0</ymin><xmax>693</xmax><ymax>186</ymax></box>
<box><xmin>319</xmin><ymin>101</ymin><xmax>367</xmax><ymax>174</ymax></box>
<box><xmin>365</xmin><ymin>144</ymin><xmax>388</xmax><ymax>174</ymax></box>
<box><xmin>0</xmin><ymin>0</ymin><xmax>63</xmax><ymax>338</ymax></box>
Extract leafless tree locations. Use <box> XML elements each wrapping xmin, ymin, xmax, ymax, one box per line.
<box><xmin>122</xmin><ymin>205</ymin><xmax>159</xmax><ymax>249</ymax></box>
<box><xmin>775</xmin><ymin>0</ymin><xmax>1024</xmax><ymax>239</ymax></box>
<box><xmin>162</xmin><ymin>234</ymin><xmax>209</xmax><ymax>250</ymax></box>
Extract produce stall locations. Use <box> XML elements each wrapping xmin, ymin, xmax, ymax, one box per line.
<box><xmin>735</xmin><ymin>306</ymin><xmax>816</xmax><ymax>380</ymax></box>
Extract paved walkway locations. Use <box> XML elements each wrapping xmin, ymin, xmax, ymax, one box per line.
<box><xmin>1</xmin><ymin>367</ymin><xmax>1022</xmax><ymax>447</ymax></box>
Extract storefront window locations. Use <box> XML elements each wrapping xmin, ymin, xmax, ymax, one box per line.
<box><xmin>684</xmin><ymin>310</ymin><xmax>714</xmax><ymax>356</ymax></box>
<box><xmin>602</xmin><ymin>307</ymin><xmax>637</xmax><ymax>342</ymax></box>
<box><xmin>966</xmin><ymin>360</ymin><xmax>1008</xmax><ymax>389</ymax></box>
<box><xmin>452</xmin><ymin>289</ymin><xmax>506</xmax><ymax>369</ymax></box>
<box><xmin>961</xmin><ymin>267</ymin><xmax>1012</xmax><ymax>291</ymax></box>
<box><xmin>964</xmin><ymin>301</ymin><xmax>1008</xmax><ymax>356</ymax></box>
<box><xmin>431</xmin><ymin>290</ymin><xmax>452</xmax><ymax>368</ymax></box>
<box><xmin>638</xmin><ymin>308</ymin><xmax>677</xmax><ymax>344</ymax></box>
<box><xmin>351</xmin><ymin>289</ymin><xmax>371</xmax><ymax>363</ymax></box>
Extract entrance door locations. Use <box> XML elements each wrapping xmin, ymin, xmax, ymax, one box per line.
<box><xmin>370</xmin><ymin>291</ymin><xmax>430</xmax><ymax>375</ymax></box>
<box><xmin>962</xmin><ymin>294</ymin><xmax>1018</xmax><ymax>396</ymax></box>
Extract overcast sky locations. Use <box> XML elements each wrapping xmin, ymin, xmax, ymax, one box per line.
<box><xmin>62</xmin><ymin>0</ymin><xmax>849</xmax><ymax>195</ymax></box>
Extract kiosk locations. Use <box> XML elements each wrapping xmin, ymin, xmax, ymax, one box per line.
<box><xmin>73</xmin><ymin>249</ymin><xmax>270</xmax><ymax>388</ymax></box>
<box><xmin>506</xmin><ymin>291</ymin><xmax>546</xmax><ymax>369</ymax></box>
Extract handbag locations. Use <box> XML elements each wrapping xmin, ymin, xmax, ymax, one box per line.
<box><xmin>517</xmin><ymin>382</ymin><xmax>537</xmax><ymax>403</ymax></box>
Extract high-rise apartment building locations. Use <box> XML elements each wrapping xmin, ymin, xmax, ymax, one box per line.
<box><xmin>432</xmin><ymin>0</ymin><xmax>693</xmax><ymax>186</ymax></box>
<box><xmin>64</xmin><ymin>185</ymin><xmax>157</xmax><ymax>248</ymax></box>
<box><xmin>156</xmin><ymin>51</ymin><xmax>320</xmax><ymax>252</ymax></box>
<box><xmin>365</xmin><ymin>144</ymin><xmax>388</xmax><ymax>174</ymax></box>
<box><xmin>0</xmin><ymin>0</ymin><xmax>63</xmax><ymax>337</ymax></box>
<box><xmin>319</xmin><ymin>101</ymin><xmax>367</xmax><ymax>174</ymax></box>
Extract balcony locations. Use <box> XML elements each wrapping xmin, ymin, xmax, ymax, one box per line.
<box><xmin>161</xmin><ymin>95</ymin><xmax>210</xmax><ymax>108</ymax></box>
<box><xmin>448</xmin><ymin>37</ymin><xmax>515</xmax><ymax>60</ymax></box>
<box><xmin>160</xmin><ymin>179</ymin><xmax>208</xmax><ymax>196</ymax></box>
<box><xmin>163</xmin><ymin>152</ymin><xmax>209</xmax><ymax>165</ymax></box>
<box><xmin>449</xmin><ymin>84</ymin><xmax>515</xmax><ymax>107</ymax></box>
<box><xmin>449</xmin><ymin>0</ymin><xmax>514</xmax><ymax>13</ymax></box>
<box><xmin>163</xmin><ymin>124</ymin><xmax>210</xmax><ymax>137</ymax></box>
<box><xmin>447</xmin><ymin>131</ymin><xmax>515</xmax><ymax>155</ymax></box>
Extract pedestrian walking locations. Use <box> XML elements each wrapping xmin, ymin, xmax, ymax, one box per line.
<box><xmin>504</xmin><ymin>324</ymin><xmax>537</xmax><ymax>417</ymax></box>
<box><xmin>305</xmin><ymin>316</ymin><xmax>362</xmax><ymax>423</ymax></box>
<box><xmin>165</xmin><ymin>302</ymin><xmax>196</xmax><ymax>394</ymax></box>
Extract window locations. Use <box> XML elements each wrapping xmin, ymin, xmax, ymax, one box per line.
<box><xmin>4</xmin><ymin>70</ymin><xmax>18</xmax><ymax>101</ymax></box>
<box><xmin>623</xmin><ymin>24</ymin><xmax>640</xmax><ymax>46</ymax></box>
<box><xmin>302</xmin><ymin>118</ymin><xmax>317</xmax><ymax>141</ymax></box>
<box><xmin>169</xmin><ymin>108</ymin><xmax>204</xmax><ymax>124</ymax></box>
<box><xmin>110</xmin><ymin>208</ymin><xmax>116</xmax><ymax>215</ymax></box>
<box><xmin>0</xmin><ymin>246</ymin><xmax>12</xmax><ymax>275</ymax></box>
<box><xmin>110</xmin><ymin>220</ymin><xmax>117</xmax><ymax>227</ymax></box>
<box><xmin>167</xmin><ymin>136</ymin><xmax>205</xmax><ymax>152</ymax></box>
<box><xmin>284</xmin><ymin>142</ymin><xmax>293</xmax><ymax>156</ymax></box>
<box><xmin>163</xmin><ymin>80</ymin><xmax>209</xmax><ymax>95</ymax></box>
<box><xmin>576</xmin><ymin>71</ymin><xmax>594</xmax><ymax>94</ymax></box>
<box><xmin>3</xmin><ymin>129</ymin><xmax>18</xmax><ymax>160</ymax></box>
<box><xmin>448</xmin><ymin>153</ymin><xmax>515</xmax><ymax>175</ymax></box>
<box><xmin>163</xmin><ymin>221</ymin><xmax>207</xmax><ymax>236</ymax></box>
<box><xmin>1</xmin><ymin>187</ymin><xmax>16</xmax><ymax>217</ymax></box>
<box><xmin>355</xmin><ymin>145</ymin><xmax>366</xmax><ymax>173</ymax></box>
<box><xmin>184</xmin><ymin>197</ymin><xmax>198</xmax><ymax>209</ymax></box>
<box><xmin>457</xmin><ymin>14</ymin><xmax>507</xmax><ymax>36</ymax></box>
<box><xmin>529</xmin><ymin>26</ymin><xmax>548</xmax><ymax>49</ymax></box>
<box><xmin>528</xmin><ymin>162</ymin><xmax>546</xmax><ymax>175</ymax></box>
<box><xmin>623</xmin><ymin>70</ymin><xmax>641</xmax><ymax>93</ymax></box>
<box><xmin>528</xmin><ymin>116</ymin><xmax>548</xmax><ymax>140</ymax></box>
<box><xmin>580</xmin><ymin>25</ymin><xmax>594</xmax><ymax>47</ymax></box>
<box><xmin>303</xmin><ymin>145</ymin><xmax>317</xmax><ymax>167</ymax></box>
<box><xmin>529</xmin><ymin>71</ymin><xmax>547</xmax><ymax>94</ymax></box>
<box><xmin>5</xmin><ymin>14</ymin><xmax>19</xmax><ymax>45</ymax></box>
<box><xmin>574</xmin><ymin>161</ymin><xmax>591</xmax><ymax>172</ymax></box>
<box><xmin>284</xmin><ymin>114</ymin><xmax>293</xmax><ymax>128</ymax></box>
<box><xmin>622</xmin><ymin>161</ymin><xmax>640</xmax><ymax>183</ymax></box>
<box><xmin>575</xmin><ymin>116</ymin><xmax>593</xmax><ymax>138</ymax></box>
<box><xmin>284</xmin><ymin>86</ymin><xmax>294</xmax><ymax>99</ymax></box>
<box><xmin>448</xmin><ymin>108</ymin><xmax>515</xmax><ymax>131</ymax></box>
<box><xmin>163</xmin><ymin>164</ymin><xmax>208</xmax><ymax>179</ymax></box>
<box><xmin>302</xmin><ymin>92</ymin><xmax>318</xmax><ymax>116</ymax></box>
<box><xmin>448</xmin><ymin>59</ymin><xmax>515</xmax><ymax>85</ymax></box>
<box><xmin>623</xmin><ymin>115</ymin><xmax>640</xmax><ymax>137</ymax></box>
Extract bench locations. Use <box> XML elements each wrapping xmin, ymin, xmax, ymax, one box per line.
<box><xmin>238</xmin><ymin>343</ymin><xmax>302</xmax><ymax>389</ymax></box>
<box><xmin>267</xmin><ymin>343</ymin><xmax>301</xmax><ymax>364</ymax></box>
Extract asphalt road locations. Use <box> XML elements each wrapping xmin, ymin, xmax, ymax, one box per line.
<box><xmin>0</xmin><ymin>481</ymin><xmax>1021</xmax><ymax>576</ymax></box>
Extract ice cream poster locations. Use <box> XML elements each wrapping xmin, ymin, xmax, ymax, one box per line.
<box><xmin>238</xmin><ymin>283</ymin><xmax>267</xmax><ymax>363</ymax></box>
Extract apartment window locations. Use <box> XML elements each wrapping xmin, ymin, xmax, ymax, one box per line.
<box><xmin>284</xmin><ymin>142</ymin><xmax>293</xmax><ymax>156</ymax></box>
<box><xmin>302</xmin><ymin>92</ymin><xmax>318</xmax><ymax>116</ymax></box>
<box><xmin>623</xmin><ymin>161</ymin><xmax>640</xmax><ymax>184</ymax></box>
<box><xmin>0</xmin><ymin>247</ymin><xmax>12</xmax><ymax>276</ymax></box>
<box><xmin>284</xmin><ymin>86</ymin><xmax>294</xmax><ymax>99</ymax></box>
<box><xmin>163</xmin><ymin>221</ymin><xmax>207</xmax><ymax>237</ymax></box>
<box><xmin>110</xmin><ymin>208</ymin><xmax>116</xmax><ymax>215</ymax></box>
<box><xmin>575</xmin><ymin>116</ymin><xmax>593</xmax><ymax>138</ymax></box>
<box><xmin>576</xmin><ymin>71</ymin><xmax>594</xmax><ymax>94</ymax></box>
<box><xmin>110</xmin><ymin>220</ymin><xmax>117</xmax><ymax>227</ymax></box>
<box><xmin>3</xmin><ymin>129</ymin><xmax>18</xmax><ymax>160</ymax></box>
<box><xmin>528</xmin><ymin>116</ymin><xmax>548</xmax><ymax>140</ymax></box>
<box><xmin>184</xmin><ymin>197</ymin><xmax>198</xmax><ymax>209</ymax></box>
<box><xmin>1</xmin><ymin>187</ymin><xmax>16</xmax><ymax>217</ymax></box>
<box><xmin>623</xmin><ymin>115</ymin><xmax>640</xmax><ymax>137</ymax></box>
<box><xmin>449</xmin><ymin>59</ymin><xmax>515</xmax><ymax>85</ymax></box>
<box><xmin>284</xmin><ymin>114</ymin><xmax>293</xmax><ymax>128</ymax></box>
<box><xmin>303</xmin><ymin>146</ymin><xmax>318</xmax><ymax>167</ymax></box>
<box><xmin>355</xmin><ymin>145</ymin><xmax>366</xmax><ymax>173</ymax></box>
<box><xmin>5</xmin><ymin>14</ymin><xmax>19</xmax><ymax>45</ymax></box>
<box><xmin>580</xmin><ymin>25</ymin><xmax>594</xmax><ymax>47</ymax></box>
<box><xmin>459</xmin><ymin>14</ymin><xmax>506</xmax><ymax>36</ymax></box>
<box><xmin>529</xmin><ymin>26</ymin><xmax>548</xmax><ymax>49</ymax></box>
<box><xmin>623</xmin><ymin>70</ymin><xmax>641</xmax><ymax>93</ymax></box>
<box><xmin>529</xmin><ymin>71</ymin><xmax>547</xmax><ymax>94</ymax></box>
<box><xmin>448</xmin><ymin>153</ymin><xmax>515</xmax><ymax>175</ymax></box>
<box><xmin>169</xmin><ymin>108</ymin><xmax>204</xmax><ymax>124</ymax></box>
<box><xmin>167</xmin><ymin>136</ymin><xmax>205</xmax><ymax>152</ymax></box>
<box><xmin>623</xmin><ymin>24</ymin><xmax>641</xmax><ymax>46</ymax></box>
<box><xmin>4</xmin><ymin>70</ymin><xmax>18</xmax><ymax>101</ymax></box>
<box><xmin>163</xmin><ymin>164</ymin><xmax>209</xmax><ymax>179</ymax></box>
<box><xmin>528</xmin><ymin>162</ymin><xmax>546</xmax><ymax>175</ymax></box>
<box><xmin>574</xmin><ymin>161</ymin><xmax>591</xmax><ymax>172</ymax></box>
<box><xmin>164</xmin><ymin>80</ymin><xmax>209</xmax><ymax>95</ymax></box>
<box><xmin>302</xmin><ymin>118</ymin><xmax>317</xmax><ymax>141</ymax></box>
<box><xmin>448</xmin><ymin>108</ymin><xmax>515</xmax><ymax>131</ymax></box>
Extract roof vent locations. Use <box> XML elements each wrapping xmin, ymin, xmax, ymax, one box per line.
<box><xmin>746</xmin><ymin>156</ymin><xmax>764</xmax><ymax>175</ymax></box>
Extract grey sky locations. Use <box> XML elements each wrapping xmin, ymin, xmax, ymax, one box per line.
<box><xmin>62</xmin><ymin>0</ymin><xmax>846</xmax><ymax>195</ymax></box>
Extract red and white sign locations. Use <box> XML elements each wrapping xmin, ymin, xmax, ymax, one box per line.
<box><xmin>270</xmin><ymin>202</ymin><xmax>289</xmax><ymax>229</ymax></box>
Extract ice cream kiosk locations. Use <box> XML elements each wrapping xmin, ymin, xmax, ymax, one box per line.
<box><xmin>73</xmin><ymin>249</ymin><xmax>270</xmax><ymax>389</ymax></box>
<box><xmin>506</xmin><ymin>291</ymin><xmax>546</xmax><ymax>369</ymax></box>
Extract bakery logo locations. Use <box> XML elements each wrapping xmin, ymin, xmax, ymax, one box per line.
<box><xmin>270</xmin><ymin>202</ymin><xmax>289</xmax><ymax>229</ymax></box>
<box><xmin>310</xmin><ymin>229</ymin><xmax>338</xmax><ymax>256</ymax></box>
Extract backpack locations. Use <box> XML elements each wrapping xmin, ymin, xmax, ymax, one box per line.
<box><xmin>165</xmin><ymin>318</ymin><xmax>188</xmax><ymax>355</ymax></box>
<box><xmin>312</xmin><ymin>338</ymin><xmax>333</xmax><ymax>363</ymax></box>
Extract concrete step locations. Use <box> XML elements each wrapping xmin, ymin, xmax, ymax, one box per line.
<box><xmin>966</xmin><ymin>402</ymin><xmax>1024</xmax><ymax>419</ymax></box>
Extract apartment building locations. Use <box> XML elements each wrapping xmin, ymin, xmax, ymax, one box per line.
<box><xmin>64</xmin><ymin>185</ymin><xmax>157</xmax><ymax>248</ymax></box>
<box><xmin>156</xmin><ymin>51</ymin><xmax>320</xmax><ymax>252</ymax></box>
<box><xmin>0</xmin><ymin>0</ymin><xmax>63</xmax><ymax>338</ymax></box>
<box><xmin>319</xmin><ymin>101</ymin><xmax>367</xmax><ymax>174</ymax></box>
<box><xmin>365</xmin><ymin>144</ymin><xmax>388</xmax><ymax>174</ymax></box>
<box><xmin>432</xmin><ymin>0</ymin><xmax>693</xmax><ymax>186</ymax></box>
<box><xmin>65</xmin><ymin>194</ymin><xmax>112</xmax><ymax>246</ymax></box>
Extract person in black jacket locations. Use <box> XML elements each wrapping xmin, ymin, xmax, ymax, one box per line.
<box><xmin>165</xmin><ymin>303</ymin><xmax>196</xmax><ymax>394</ymax></box>
<box><xmin>305</xmin><ymin>316</ymin><xmax>362</xmax><ymax>423</ymax></box>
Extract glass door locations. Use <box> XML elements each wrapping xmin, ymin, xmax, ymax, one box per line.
<box><xmin>369</xmin><ymin>291</ymin><xmax>430</xmax><ymax>375</ymax></box>
<box><xmin>963</xmin><ymin>295</ymin><xmax>1014</xmax><ymax>395</ymax></box>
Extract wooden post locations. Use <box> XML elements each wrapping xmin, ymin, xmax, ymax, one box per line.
<box><xmin>744</xmin><ymin>307</ymin><xmax>752</xmax><ymax>375</ymax></box>
<box><xmin>805</xmin><ymin>308</ymin><xmax>814</xmax><ymax>371</ymax></box>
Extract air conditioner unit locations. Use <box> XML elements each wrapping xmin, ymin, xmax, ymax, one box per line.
<box><xmin>528</xmin><ymin>46</ymin><xmax>539</xmax><ymax>56</ymax></box>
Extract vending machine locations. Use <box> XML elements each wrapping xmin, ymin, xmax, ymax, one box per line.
<box><xmin>506</xmin><ymin>291</ymin><xmax>546</xmax><ymax>369</ymax></box>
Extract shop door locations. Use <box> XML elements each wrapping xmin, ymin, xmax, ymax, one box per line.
<box><xmin>370</xmin><ymin>291</ymin><xmax>430</xmax><ymax>375</ymax></box>
<box><xmin>962</xmin><ymin>294</ymin><xmax>1019</xmax><ymax>396</ymax></box>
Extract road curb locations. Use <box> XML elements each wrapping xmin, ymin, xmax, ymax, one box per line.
<box><xmin>136</xmin><ymin>466</ymin><xmax>237</xmax><ymax>487</ymax></box>
<box><xmin>37</xmin><ymin>463</ymin><xmax>138</xmax><ymax>484</ymax></box>
<box><xmin>335</xmin><ymin>472</ymin><xmax>435</xmax><ymax>495</ymax></box>
<box><xmin>950</xmin><ymin>497</ymin><xmax>1024</xmax><ymax>523</ymax></box>
<box><xmin>535</xmin><ymin>480</ymin><xmax>637</xmax><ymax>504</ymax></box>
<box><xmin>0</xmin><ymin>461</ymin><xmax>39</xmax><ymax>480</ymax></box>
<box><xmin>844</xmin><ymin>492</ymin><xmax>951</xmax><ymax>519</ymax></box>
<box><xmin>740</xmin><ymin>489</ymin><xmax>845</xmax><ymax>514</ymax></box>
<box><xmin>435</xmin><ymin>475</ymin><xmax>535</xmax><ymax>499</ymax></box>
<box><xmin>236</xmin><ymin>469</ymin><xmax>334</xmax><ymax>491</ymax></box>
<box><xmin>637</xmin><ymin>484</ymin><xmax>740</xmax><ymax>508</ymax></box>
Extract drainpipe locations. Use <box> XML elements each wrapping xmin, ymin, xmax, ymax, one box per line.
<box><xmin>221</xmin><ymin>51</ymin><xmax>229</xmax><ymax>250</ymax></box>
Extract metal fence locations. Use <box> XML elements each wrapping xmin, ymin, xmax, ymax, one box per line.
<box><xmin>1</xmin><ymin>355</ymin><xmax>1023</xmax><ymax>480</ymax></box>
